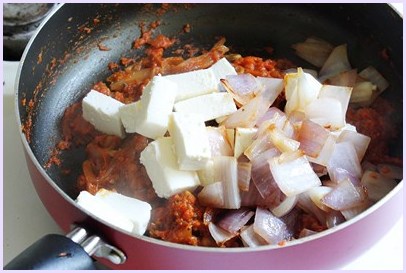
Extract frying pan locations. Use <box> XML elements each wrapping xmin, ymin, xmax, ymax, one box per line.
<box><xmin>7</xmin><ymin>3</ymin><xmax>403</xmax><ymax>270</ymax></box>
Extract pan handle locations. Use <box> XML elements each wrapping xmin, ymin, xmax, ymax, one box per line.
<box><xmin>4</xmin><ymin>226</ymin><xmax>126</xmax><ymax>270</ymax></box>
<box><xmin>4</xmin><ymin>234</ymin><xmax>96</xmax><ymax>270</ymax></box>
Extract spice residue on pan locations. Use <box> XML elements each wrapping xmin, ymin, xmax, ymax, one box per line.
<box><xmin>97</xmin><ymin>42</ymin><xmax>111</xmax><ymax>51</ymax></box>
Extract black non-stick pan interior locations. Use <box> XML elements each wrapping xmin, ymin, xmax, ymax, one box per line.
<box><xmin>18</xmin><ymin>3</ymin><xmax>403</xmax><ymax>199</ymax></box>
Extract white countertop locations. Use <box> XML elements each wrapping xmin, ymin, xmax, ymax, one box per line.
<box><xmin>2</xmin><ymin>4</ymin><xmax>404</xmax><ymax>266</ymax></box>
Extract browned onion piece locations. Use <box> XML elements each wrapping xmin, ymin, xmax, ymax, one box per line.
<box><xmin>108</xmin><ymin>67</ymin><xmax>154</xmax><ymax>91</ymax></box>
<box><xmin>162</xmin><ymin>37</ymin><xmax>229</xmax><ymax>75</ymax></box>
<box><xmin>237</xmin><ymin>162</ymin><xmax>252</xmax><ymax>192</ymax></box>
<box><xmin>292</xmin><ymin>37</ymin><xmax>334</xmax><ymax>68</ymax></box>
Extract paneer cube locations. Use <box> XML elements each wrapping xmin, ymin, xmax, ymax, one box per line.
<box><xmin>94</xmin><ymin>189</ymin><xmax>152</xmax><ymax>236</ymax></box>
<box><xmin>168</xmin><ymin>112</ymin><xmax>211</xmax><ymax>170</ymax></box>
<box><xmin>82</xmin><ymin>90</ymin><xmax>125</xmax><ymax>138</ymax></box>
<box><xmin>173</xmin><ymin>92</ymin><xmax>237</xmax><ymax>122</ymax></box>
<box><xmin>140</xmin><ymin>137</ymin><xmax>200</xmax><ymax>198</ymax></box>
<box><xmin>119</xmin><ymin>75</ymin><xmax>177</xmax><ymax>139</ymax></box>
<box><xmin>164</xmin><ymin>57</ymin><xmax>237</xmax><ymax>102</ymax></box>
<box><xmin>164</xmin><ymin>69</ymin><xmax>218</xmax><ymax>102</ymax></box>
<box><xmin>210</xmin><ymin>57</ymin><xmax>238</xmax><ymax>82</ymax></box>
<box><xmin>76</xmin><ymin>191</ymin><xmax>134</xmax><ymax>235</ymax></box>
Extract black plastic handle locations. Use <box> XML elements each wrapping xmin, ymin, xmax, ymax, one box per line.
<box><xmin>4</xmin><ymin>234</ymin><xmax>96</xmax><ymax>270</ymax></box>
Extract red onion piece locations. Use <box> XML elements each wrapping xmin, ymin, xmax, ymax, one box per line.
<box><xmin>327</xmin><ymin>141</ymin><xmax>362</xmax><ymax>181</ymax></box>
<box><xmin>329</xmin><ymin>167</ymin><xmax>361</xmax><ymax>186</ymax></box>
<box><xmin>240</xmin><ymin>179</ymin><xmax>266</xmax><ymax>207</ymax></box>
<box><xmin>280</xmin><ymin>207</ymin><xmax>302</xmax><ymax>239</ymax></box>
<box><xmin>319</xmin><ymin>44</ymin><xmax>352</xmax><ymax>83</ymax></box>
<box><xmin>255</xmin><ymin>77</ymin><xmax>284</xmax><ymax>101</ymax></box>
<box><xmin>217</xmin><ymin>208</ymin><xmax>255</xmax><ymax>234</ymax></box>
<box><xmin>240</xmin><ymin>180</ymin><xmax>285</xmax><ymax>209</ymax></box>
<box><xmin>222</xmin><ymin>94</ymin><xmax>271</xmax><ymax>129</ymax></box>
<box><xmin>327</xmin><ymin>69</ymin><xmax>358</xmax><ymax>87</ymax></box>
<box><xmin>350</xmin><ymin>81</ymin><xmax>376</xmax><ymax>104</ymax></box>
<box><xmin>244</xmin><ymin>131</ymin><xmax>276</xmax><ymax>161</ymax></box>
<box><xmin>221</xmin><ymin>74</ymin><xmax>260</xmax><ymax>106</ymax></box>
<box><xmin>238</xmin><ymin>162</ymin><xmax>252</xmax><ymax>192</ymax></box>
<box><xmin>271</xmin><ymin>195</ymin><xmax>298</xmax><ymax>217</ymax></box>
<box><xmin>285</xmin><ymin>68</ymin><xmax>318</xmax><ymax>78</ymax></box>
<box><xmin>337</xmin><ymin>130</ymin><xmax>371</xmax><ymax>161</ymax></box>
<box><xmin>268</xmin><ymin>125</ymin><xmax>300</xmax><ymax>153</ymax></box>
<box><xmin>321</xmin><ymin>178</ymin><xmax>366</xmax><ymax>210</ymax></box>
<box><xmin>359</xmin><ymin>66</ymin><xmax>389</xmax><ymax>94</ymax></box>
<box><xmin>307</xmin><ymin>186</ymin><xmax>333</xmax><ymax>212</ymax></box>
<box><xmin>298</xmin><ymin>119</ymin><xmax>330</xmax><ymax>158</ymax></box>
<box><xmin>325</xmin><ymin>210</ymin><xmax>346</xmax><ymax>228</ymax></box>
<box><xmin>305</xmin><ymin>97</ymin><xmax>345</xmax><ymax>130</ymax></box>
<box><xmin>198</xmin><ymin>181</ymin><xmax>225</xmax><ymax>207</ymax></box>
<box><xmin>206</xmin><ymin>126</ymin><xmax>234</xmax><ymax>157</ymax></box>
<box><xmin>361</xmin><ymin>170</ymin><xmax>398</xmax><ymax>202</ymax></box>
<box><xmin>297</xmin><ymin>191</ymin><xmax>327</xmax><ymax>224</ymax></box>
<box><xmin>269</xmin><ymin>152</ymin><xmax>321</xmax><ymax>197</ymax></box>
<box><xmin>318</xmin><ymin>84</ymin><xmax>352</xmax><ymax>118</ymax></box>
<box><xmin>340</xmin><ymin>200</ymin><xmax>371</xmax><ymax>220</ymax></box>
<box><xmin>291</xmin><ymin>37</ymin><xmax>334</xmax><ymax>67</ymax></box>
<box><xmin>226</xmin><ymin>73</ymin><xmax>261</xmax><ymax>95</ymax></box>
<box><xmin>251</xmin><ymin>149</ymin><xmax>280</xmax><ymax>198</ymax></box>
<box><xmin>208</xmin><ymin>222</ymin><xmax>236</xmax><ymax>245</ymax></box>
<box><xmin>214</xmin><ymin>156</ymin><xmax>241</xmax><ymax>209</ymax></box>
<box><xmin>256</xmin><ymin>107</ymin><xmax>286</xmax><ymax>128</ymax></box>
<box><xmin>253</xmin><ymin>207</ymin><xmax>288</xmax><ymax>245</ymax></box>
<box><xmin>240</xmin><ymin>224</ymin><xmax>268</xmax><ymax>247</ymax></box>
<box><xmin>223</xmin><ymin>77</ymin><xmax>283</xmax><ymax>129</ymax></box>
<box><xmin>307</xmin><ymin>134</ymin><xmax>336</xmax><ymax>167</ymax></box>
<box><xmin>284</xmin><ymin>68</ymin><xmax>322</xmax><ymax>115</ymax></box>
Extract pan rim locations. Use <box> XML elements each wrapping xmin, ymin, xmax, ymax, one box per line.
<box><xmin>14</xmin><ymin>2</ymin><xmax>404</xmax><ymax>254</ymax></box>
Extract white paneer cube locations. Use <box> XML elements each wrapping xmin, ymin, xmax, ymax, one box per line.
<box><xmin>164</xmin><ymin>68</ymin><xmax>218</xmax><ymax>102</ymax></box>
<box><xmin>140</xmin><ymin>137</ymin><xmax>200</xmax><ymax>198</ymax></box>
<box><xmin>210</xmin><ymin>57</ymin><xmax>238</xmax><ymax>82</ymax></box>
<box><xmin>119</xmin><ymin>75</ymin><xmax>177</xmax><ymax>139</ymax></box>
<box><xmin>168</xmin><ymin>112</ymin><xmax>211</xmax><ymax>170</ymax></box>
<box><xmin>95</xmin><ymin>189</ymin><xmax>152</xmax><ymax>236</ymax></box>
<box><xmin>174</xmin><ymin>92</ymin><xmax>237</xmax><ymax>122</ymax></box>
<box><xmin>82</xmin><ymin>90</ymin><xmax>125</xmax><ymax>138</ymax></box>
<box><xmin>76</xmin><ymin>191</ymin><xmax>135</xmax><ymax>234</ymax></box>
<box><xmin>119</xmin><ymin>100</ymin><xmax>141</xmax><ymax>133</ymax></box>
<box><xmin>234</xmin><ymin>127</ymin><xmax>258</xmax><ymax>158</ymax></box>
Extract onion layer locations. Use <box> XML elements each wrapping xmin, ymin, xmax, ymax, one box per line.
<box><xmin>269</xmin><ymin>151</ymin><xmax>321</xmax><ymax>197</ymax></box>
<box><xmin>253</xmin><ymin>207</ymin><xmax>288</xmax><ymax>245</ymax></box>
